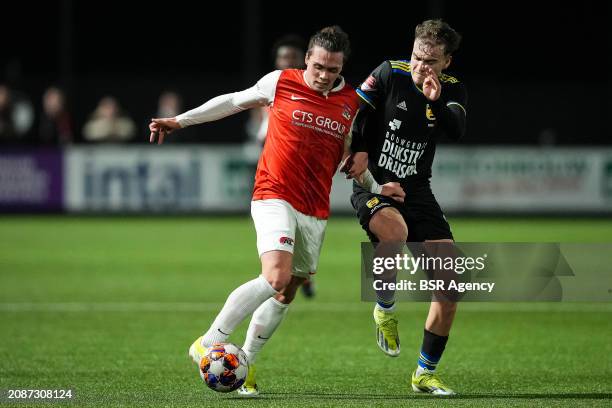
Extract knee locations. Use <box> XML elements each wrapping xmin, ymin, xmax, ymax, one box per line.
<box><xmin>266</xmin><ymin>275</ymin><xmax>292</xmax><ymax>292</ymax></box>
<box><xmin>261</xmin><ymin>251</ymin><xmax>293</xmax><ymax>291</ymax></box>
<box><xmin>274</xmin><ymin>291</ymin><xmax>295</xmax><ymax>305</ymax></box>
<box><xmin>376</xmin><ymin>222</ymin><xmax>408</xmax><ymax>242</ymax></box>
<box><xmin>274</xmin><ymin>277</ymin><xmax>305</xmax><ymax>304</ymax></box>
<box><xmin>262</xmin><ymin>266</ymin><xmax>292</xmax><ymax>291</ymax></box>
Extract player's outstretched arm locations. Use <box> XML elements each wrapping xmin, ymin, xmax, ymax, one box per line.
<box><xmin>149</xmin><ymin>71</ymin><xmax>281</xmax><ymax>145</ymax></box>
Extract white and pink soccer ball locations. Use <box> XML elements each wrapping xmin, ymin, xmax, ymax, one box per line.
<box><xmin>198</xmin><ymin>343</ymin><xmax>249</xmax><ymax>393</ymax></box>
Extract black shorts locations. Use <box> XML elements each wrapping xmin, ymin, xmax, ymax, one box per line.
<box><xmin>351</xmin><ymin>186</ymin><xmax>453</xmax><ymax>243</ymax></box>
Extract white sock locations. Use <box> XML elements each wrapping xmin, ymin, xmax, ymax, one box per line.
<box><xmin>201</xmin><ymin>275</ymin><xmax>277</xmax><ymax>347</ymax></box>
<box><xmin>415</xmin><ymin>365</ymin><xmax>432</xmax><ymax>376</ymax></box>
<box><xmin>375</xmin><ymin>302</ymin><xmax>396</xmax><ymax>312</ymax></box>
<box><xmin>242</xmin><ymin>297</ymin><xmax>289</xmax><ymax>364</ymax></box>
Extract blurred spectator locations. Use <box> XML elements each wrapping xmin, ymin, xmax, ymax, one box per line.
<box><xmin>83</xmin><ymin>96</ymin><xmax>136</xmax><ymax>142</ymax></box>
<box><xmin>0</xmin><ymin>84</ymin><xmax>35</xmax><ymax>144</ymax></box>
<box><xmin>157</xmin><ymin>91</ymin><xmax>181</xmax><ymax>118</ymax></box>
<box><xmin>246</xmin><ymin>34</ymin><xmax>306</xmax><ymax>144</ymax></box>
<box><xmin>272</xmin><ymin>34</ymin><xmax>307</xmax><ymax>71</ymax></box>
<box><xmin>38</xmin><ymin>86</ymin><xmax>73</xmax><ymax>145</ymax></box>
<box><xmin>12</xmin><ymin>89</ymin><xmax>35</xmax><ymax>141</ymax></box>
<box><xmin>3</xmin><ymin>59</ymin><xmax>35</xmax><ymax>142</ymax></box>
<box><xmin>0</xmin><ymin>85</ymin><xmax>16</xmax><ymax>143</ymax></box>
<box><xmin>154</xmin><ymin>91</ymin><xmax>199</xmax><ymax>143</ymax></box>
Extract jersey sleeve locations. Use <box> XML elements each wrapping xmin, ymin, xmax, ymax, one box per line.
<box><xmin>252</xmin><ymin>70</ymin><xmax>282</xmax><ymax>105</ymax></box>
<box><xmin>443</xmin><ymin>81</ymin><xmax>467</xmax><ymax>116</ymax></box>
<box><xmin>355</xmin><ymin>61</ymin><xmax>392</xmax><ymax>110</ymax></box>
<box><xmin>176</xmin><ymin>71</ymin><xmax>281</xmax><ymax>128</ymax></box>
<box><xmin>349</xmin><ymin>106</ymin><xmax>369</xmax><ymax>152</ymax></box>
<box><xmin>429</xmin><ymin>80</ymin><xmax>468</xmax><ymax>141</ymax></box>
<box><xmin>350</xmin><ymin>61</ymin><xmax>392</xmax><ymax>152</ymax></box>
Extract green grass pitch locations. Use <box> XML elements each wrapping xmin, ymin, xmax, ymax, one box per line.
<box><xmin>1</xmin><ymin>216</ymin><xmax>611</xmax><ymax>407</ymax></box>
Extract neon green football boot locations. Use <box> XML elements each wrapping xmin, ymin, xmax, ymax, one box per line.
<box><xmin>188</xmin><ymin>336</ymin><xmax>207</xmax><ymax>365</ymax></box>
<box><xmin>237</xmin><ymin>364</ymin><xmax>259</xmax><ymax>396</ymax></box>
<box><xmin>411</xmin><ymin>369</ymin><xmax>456</xmax><ymax>395</ymax></box>
<box><xmin>373</xmin><ymin>304</ymin><xmax>400</xmax><ymax>357</ymax></box>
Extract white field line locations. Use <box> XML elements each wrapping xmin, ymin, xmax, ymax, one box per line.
<box><xmin>0</xmin><ymin>302</ymin><xmax>610</xmax><ymax>313</ymax></box>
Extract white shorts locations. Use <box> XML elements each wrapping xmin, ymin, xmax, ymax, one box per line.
<box><xmin>251</xmin><ymin>199</ymin><xmax>327</xmax><ymax>278</ymax></box>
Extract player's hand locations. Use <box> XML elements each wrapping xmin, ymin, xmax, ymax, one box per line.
<box><xmin>381</xmin><ymin>182</ymin><xmax>405</xmax><ymax>203</ymax></box>
<box><xmin>149</xmin><ymin>117</ymin><xmax>180</xmax><ymax>144</ymax></box>
<box><xmin>422</xmin><ymin>66</ymin><xmax>441</xmax><ymax>101</ymax></box>
<box><xmin>341</xmin><ymin>152</ymin><xmax>369</xmax><ymax>179</ymax></box>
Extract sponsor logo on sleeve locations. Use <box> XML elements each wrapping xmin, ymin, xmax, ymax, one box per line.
<box><xmin>360</xmin><ymin>75</ymin><xmax>377</xmax><ymax>92</ymax></box>
<box><xmin>366</xmin><ymin>197</ymin><xmax>380</xmax><ymax>208</ymax></box>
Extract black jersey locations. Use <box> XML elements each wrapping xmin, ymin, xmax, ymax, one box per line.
<box><xmin>351</xmin><ymin>60</ymin><xmax>467</xmax><ymax>192</ymax></box>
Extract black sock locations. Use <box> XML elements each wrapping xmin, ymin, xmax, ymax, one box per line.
<box><xmin>417</xmin><ymin>328</ymin><xmax>448</xmax><ymax>371</ymax></box>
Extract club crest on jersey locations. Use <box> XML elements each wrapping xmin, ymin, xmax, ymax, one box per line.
<box><xmin>342</xmin><ymin>104</ymin><xmax>352</xmax><ymax>120</ymax></box>
<box><xmin>279</xmin><ymin>236</ymin><xmax>294</xmax><ymax>246</ymax></box>
<box><xmin>426</xmin><ymin>104</ymin><xmax>436</xmax><ymax>124</ymax></box>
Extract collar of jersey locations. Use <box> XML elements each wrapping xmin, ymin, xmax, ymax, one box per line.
<box><xmin>302</xmin><ymin>71</ymin><xmax>346</xmax><ymax>96</ymax></box>
<box><xmin>392</xmin><ymin>60</ymin><xmax>424</xmax><ymax>95</ymax></box>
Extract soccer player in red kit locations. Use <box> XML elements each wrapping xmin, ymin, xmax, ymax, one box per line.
<box><xmin>149</xmin><ymin>26</ymin><xmax>404</xmax><ymax>396</ymax></box>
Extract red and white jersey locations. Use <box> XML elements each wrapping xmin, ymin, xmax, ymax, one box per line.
<box><xmin>175</xmin><ymin>69</ymin><xmax>359</xmax><ymax>219</ymax></box>
<box><xmin>252</xmin><ymin>69</ymin><xmax>359</xmax><ymax>219</ymax></box>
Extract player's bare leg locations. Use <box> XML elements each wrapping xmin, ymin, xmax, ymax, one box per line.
<box><xmin>369</xmin><ymin>207</ymin><xmax>407</xmax><ymax>356</ymax></box>
<box><xmin>425</xmin><ymin>301</ymin><xmax>457</xmax><ymax>336</ymax></box>
<box><xmin>424</xmin><ymin>238</ymin><xmax>458</xmax><ymax>335</ymax></box>
<box><xmin>260</xmin><ymin>250</ymin><xmax>295</xmax><ymax>291</ymax></box>
<box><xmin>370</xmin><ymin>207</ymin><xmax>408</xmax><ymax>243</ymax></box>
<box><xmin>275</xmin><ymin>275</ymin><xmax>307</xmax><ymax>304</ymax></box>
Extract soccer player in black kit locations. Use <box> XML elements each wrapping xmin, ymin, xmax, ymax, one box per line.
<box><xmin>345</xmin><ymin>19</ymin><xmax>466</xmax><ymax>395</ymax></box>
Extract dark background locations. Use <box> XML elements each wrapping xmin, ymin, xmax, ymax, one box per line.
<box><xmin>1</xmin><ymin>0</ymin><xmax>610</xmax><ymax>145</ymax></box>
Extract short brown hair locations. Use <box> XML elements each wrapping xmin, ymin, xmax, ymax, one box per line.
<box><xmin>415</xmin><ymin>19</ymin><xmax>462</xmax><ymax>55</ymax></box>
<box><xmin>307</xmin><ymin>25</ymin><xmax>351</xmax><ymax>63</ymax></box>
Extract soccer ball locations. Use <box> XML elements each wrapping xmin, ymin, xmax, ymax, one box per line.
<box><xmin>199</xmin><ymin>343</ymin><xmax>249</xmax><ymax>392</ymax></box>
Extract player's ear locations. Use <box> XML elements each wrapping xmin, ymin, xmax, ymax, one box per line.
<box><xmin>443</xmin><ymin>55</ymin><xmax>452</xmax><ymax>70</ymax></box>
